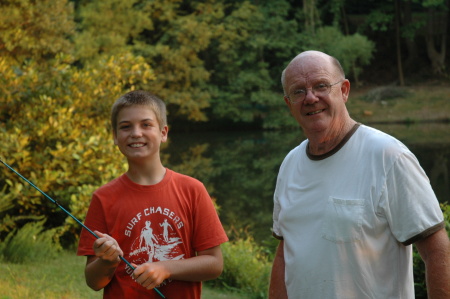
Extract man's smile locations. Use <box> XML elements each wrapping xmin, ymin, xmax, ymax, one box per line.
<box><xmin>306</xmin><ymin>109</ymin><xmax>325</xmax><ymax>116</ymax></box>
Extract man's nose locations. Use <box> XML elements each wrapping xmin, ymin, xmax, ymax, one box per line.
<box><xmin>303</xmin><ymin>89</ymin><xmax>319</xmax><ymax>104</ymax></box>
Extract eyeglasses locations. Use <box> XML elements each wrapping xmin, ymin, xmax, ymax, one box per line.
<box><xmin>286</xmin><ymin>80</ymin><xmax>343</xmax><ymax>104</ymax></box>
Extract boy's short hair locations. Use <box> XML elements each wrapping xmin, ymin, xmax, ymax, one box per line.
<box><xmin>111</xmin><ymin>90</ymin><xmax>167</xmax><ymax>134</ymax></box>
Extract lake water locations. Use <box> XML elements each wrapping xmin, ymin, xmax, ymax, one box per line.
<box><xmin>166</xmin><ymin>123</ymin><xmax>450</xmax><ymax>243</ymax></box>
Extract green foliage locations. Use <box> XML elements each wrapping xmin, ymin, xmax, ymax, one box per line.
<box><xmin>365</xmin><ymin>9</ymin><xmax>393</xmax><ymax>32</ymax></box>
<box><xmin>413</xmin><ymin>246</ymin><xmax>427</xmax><ymax>298</ymax></box>
<box><xmin>416</xmin><ymin>0</ymin><xmax>449</xmax><ymax>8</ymax></box>
<box><xmin>0</xmin><ymin>220</ymin><xmax>61</xmax><ymax>264</ymax></box>
<box><xmin>0</xmin><ymin>0</ymin><xmax>75</xmax><ymax>64</ymax></box>
<box><xmin>74</xmin><ymin>0</ymin><xmax>212</xmax><ymax>120</ymax></box>
<box><xmin>74</xmin><ymin>0</ymin><xmax>153</xmax><ymax>62</ymax></box>
<box><xmin>74</xmin><ymin>0</ymin><xmax>301</xmax><ymax>128</ymax></box>
<box><xmin>442</xmin><ymin>203</ymin><xmax>450</xmax><ymax>231</ymax></box>
<box><xmin>362</xmin><ymin>0</ymin><xmax>446</xmax><ymax>38</ymax></box>
<box><xmin>1</xmin><ymin>0</ymin><xmax>447</xmax><ymax>254</ymax></box>
<box><xmin>1</xmin><ymin>0</ymin><xmax>443</xmax><ymax>130</ymax></box>
<box><xmin>128</xmin><ymin>0</ymin><xmax>222</xmax><ymax>121</ymax></box>
<box><xmin>306</xmin><ymin>26</ymin><xmax>375</xmax><ymax>84</ymax></box>
<box><xmin>208</xmin><ymin>0</ymin><xmax>301</xmax><ymax>129</ymax></box>
<box><xmin>215</xmin><ymin>236</ymin><xmax>271</xmax><ymax>299</ymax></box>
<box><xmin>327</xmin><ymin>0</ymin><xmax>346</xmax><ymax>28</ymax></box>
<box><xmin>166</xmin><ymin>130</ymin><xmax>304</xmax><ymax>244</ymax></box>
<box><xmin>208</xmin><ymin>1</ymin><xmax>267</xmax><ymax>123</ymax></box>
<box><xmin>0</xmin><ymin>52</ymin><xmax>155</xmax><ymax>243</ymax></box>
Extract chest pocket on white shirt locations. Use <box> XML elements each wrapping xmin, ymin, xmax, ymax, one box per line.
<box><xmin>322</xmin><ymin>197</ymin><xmax>365</xmax><ymax>243</ymax></box>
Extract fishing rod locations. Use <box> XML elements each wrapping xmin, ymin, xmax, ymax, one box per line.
<box><xmin>0</xmin><ymin>158</ymin><xmax>166</xmax><ymax>299</ymax></box>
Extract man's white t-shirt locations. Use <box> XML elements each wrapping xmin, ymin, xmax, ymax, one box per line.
<box><xmin>273</xmin><ymin>124</ymin><xmax>444</xmax><ymax>298</ymax></box>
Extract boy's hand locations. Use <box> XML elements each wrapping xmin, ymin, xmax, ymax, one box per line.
<box><xmin>93</xmin><ymin>230</ymin><xmax>124</xmax><ymax>264</ymax></box>
<box><xmin>132</xmin><ymin>262</ymin><xmax>170</xmax><ymax>290</ymax></box>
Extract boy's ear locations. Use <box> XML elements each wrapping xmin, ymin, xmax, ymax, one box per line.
<box><xmin>161</xmin><ymin>125</ymin><xmax>169</xmax><ymax>143</ymax></box>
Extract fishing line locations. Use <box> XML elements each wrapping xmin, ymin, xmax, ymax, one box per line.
<box><xmin>0</xmin><ymin>158</ymin><xmax>166</xmax><ymax>299</ymax></box>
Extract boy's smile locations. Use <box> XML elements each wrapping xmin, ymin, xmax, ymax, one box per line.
<box><xmin>129</xmin><ymin>142</ymin><xmax>146</xmax><ymax>148</ymax></box>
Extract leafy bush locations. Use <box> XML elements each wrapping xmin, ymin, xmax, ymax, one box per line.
<box><xmin>0</xmin><ymin>52</ymin><xmax>154</xmax><ymax>245</ymax></box>
<box><xmin>213</xmin><ymin>236</ymin><xmax>271</xmax><ymax>299</ymax></box>
<box><xmin>0</xmin><ymin>220</ymin><xmax>61</xmax><ymax>264</ymax></box>
<box><xmin>305</xmin><ymin>26</ymin><xmax>375</xmax><ymax>85</ymax></box>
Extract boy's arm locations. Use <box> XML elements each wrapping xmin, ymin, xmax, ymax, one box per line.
<box><xmin>132</xmin><ymin>245</ymin><xmax>224</xmax><ymax>290</ymax></box>
<box><xmin>85</xmin><ymin>231</ymin><xmax>124</xmax><ymax>291</ymax></box>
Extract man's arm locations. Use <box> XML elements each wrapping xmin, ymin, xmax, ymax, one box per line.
<box><xmin>269</xmin><ymin>240</ymin><xmax>288</xmax><ymax>299</ymax></box>
<box><xmin>415</xmin><ymin>228</ymin><xmax>450</xmax><ymax>299</ymax></box>
<box><xmin>132</xmin><ymin>245</ymin><xmax>224</xmax><ymax>290</ymax></box>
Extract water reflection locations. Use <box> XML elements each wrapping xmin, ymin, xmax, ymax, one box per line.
<box><xmin>166</xmin><ymin>123</ymin><xmax>450</xmax><ymax>243</ymax></box>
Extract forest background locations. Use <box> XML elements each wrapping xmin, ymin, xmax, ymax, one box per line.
<box><xmin>0</xmin><ymin>0</ymin><xmax>449</xmax><ymax>298</ymax></box>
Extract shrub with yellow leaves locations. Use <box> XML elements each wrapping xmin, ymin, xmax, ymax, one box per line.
<box><xmin>0</xmin><ymin>52</ymin><xmax>155</xmax><ymax>245</ymax></box>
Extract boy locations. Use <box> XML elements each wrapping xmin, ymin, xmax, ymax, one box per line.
<box><xmin>77</xmin><ymin>90</ymin><xmax>228</xmax><ymax>298</ymax></box>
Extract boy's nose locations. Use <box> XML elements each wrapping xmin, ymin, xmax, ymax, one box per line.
<box><xmin>131</xmin><ymin>127</ymin><xmax>143</xmax><ymax>137</ymax></box>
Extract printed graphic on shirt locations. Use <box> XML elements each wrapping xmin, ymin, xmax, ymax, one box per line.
<box><xmin>120</xmin><ymin>206</ymin><xmax>188</xmax><ymax>287</ymax></box>
<box><xmin>126</xmin><ymin>206</ymin><xmax>185</xmax><ymax>266</ymax></box>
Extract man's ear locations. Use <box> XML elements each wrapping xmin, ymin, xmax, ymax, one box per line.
<box><xmin>341</xmin><ymin>79</ymin><xmax>351</xmax><ymax>103</ymax></box>
<box><xmin>284</xmin><ymin>96</ymin><xmax>292</xmax><ymax>108</ymax></box>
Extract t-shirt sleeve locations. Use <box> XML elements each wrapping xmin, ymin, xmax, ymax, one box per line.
<box><xmin>381</xmin><ymin>152</ymin><xmax>444</xmax><ymax>245</ymax></box>
<box><xmin>76</xmin><ymin>193</ymin><xmax>107</xmax><ymax>256</ymax></box>
<box><xmin>192</xmin><ymin>183</ymin><xmax>228</xmax><ymax>252</ymax></box>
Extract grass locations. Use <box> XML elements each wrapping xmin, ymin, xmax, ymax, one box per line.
<box><xmin>0</xmin><ymin>250</ymin><xmax>100</xmax><ymax>299</ymax></box>
<box><xmin>0</xmin><ymin>250</ymin><xmax>249</xmax><ymax>299</ymax></box>
<box><xmin>348</xmin><ymin>84</ymin><xmax>450</xmax><ymax>125</ymax></box>
<box><xmin>202</xmin><ymin>287</ymin><xmax>251</xmax><ymax>299</ymax></box>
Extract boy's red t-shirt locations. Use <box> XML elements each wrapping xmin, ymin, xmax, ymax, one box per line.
<box><xmin>77</xmin><ymin>169</ymin><xmax>228</xmax><ymax>299</ymax></box>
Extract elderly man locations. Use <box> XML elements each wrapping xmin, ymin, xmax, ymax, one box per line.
<box><xmin>269</xmin><ymin>50</ymin><xmax>450</xmax><ymax>298</ymax></box>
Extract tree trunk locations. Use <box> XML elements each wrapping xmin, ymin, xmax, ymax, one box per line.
<box><xmin>303</xmin><ymin>0</ymin><xmax>319</xmax><ymax>35</ymax></box>
<box><xmin>425</xmin><ymin>1</ymin><xmax>448</xmax><ymax>75</ymax></box>
<box><xmin>395</xmin><ymin>0</ymin><xmax>405</xmax><ymax>86</ymax></box>
<box><xmin>401</xmin><ymin>0</ymin><xmax>419</xmax><ymax>69</ymax></box>
<box><xmin>341</xmin><ymin>5</ymin><xmax>349</xmax><ymax>35</ymax></box>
